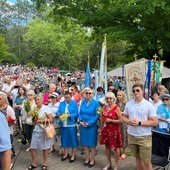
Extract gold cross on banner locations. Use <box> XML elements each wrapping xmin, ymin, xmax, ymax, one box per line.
<box><xmin>153</xmin><ymin>54</ymin><xmax>158</xmax><ymax>61</ymax></box>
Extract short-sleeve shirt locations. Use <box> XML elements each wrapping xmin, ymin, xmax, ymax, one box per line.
<box><xmin>124</xmin><ymin>99</ymin><xmax>157</xmax><ymax>136</ymax></box>
<box><xmin>0</xmin><ymin>112</ymin><xmax>11</xmax><ymax>152</ymax></box>
<box><xmin>34</xmin><ymin>105</ymin><xmax>51</xmax><ymax>132</ymax></box>
<box><xmin>48</xmin><ymin>102</ymin><xmax>59</xmax><ymax>117</ymax></box>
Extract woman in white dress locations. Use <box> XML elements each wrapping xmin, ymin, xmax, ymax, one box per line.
<box><xmin>26</xmin><ymin>93</ymin><xmax>52</xmax><ymax>170</ymax></box>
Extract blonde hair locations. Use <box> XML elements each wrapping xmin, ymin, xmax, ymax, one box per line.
<box><xmin>27</xmin><ymin>90</ymin><xmax>35</xmax><ymax>95</ymax></box>
<box><xmin>105</xmin><ymin>92</ymin><xmax>116</xmax><ymax>101</ymax></box>
<box><xmin>116</xmin><ymin>90</ymin><xmax>126</xmax><ymax>104</ymax></box>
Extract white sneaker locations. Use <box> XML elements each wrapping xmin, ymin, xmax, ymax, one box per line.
<box><xmin>26</xmin><ymin>147</ymin><xmax>30</xmax><ymax>152</ymax></box>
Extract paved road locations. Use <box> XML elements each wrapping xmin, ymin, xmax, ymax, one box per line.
<box><xmin>11</xmin><ymin>136</ymin><xmax>136</xmax><ymax>170</ymax></box>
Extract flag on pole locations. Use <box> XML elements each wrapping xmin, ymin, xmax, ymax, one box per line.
<box><xmin>99</xmin><ymin>35</ymin><xmax>107</xmax><ymax>94</ymax></box>
<box><xmin>85</xmin><ymin>63</ymin><xmax>91</xmax><ymax>87</ymax></box>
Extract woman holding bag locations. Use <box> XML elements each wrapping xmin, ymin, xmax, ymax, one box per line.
<box><xmin>57</xmin><ymin>91</ymin><xmax>78</xmax><ymax>163</ymax></box>
<box><xmin>26</xmin><ymin>93</ymin><xmax>52</xmax><ymax>170</ymax></box>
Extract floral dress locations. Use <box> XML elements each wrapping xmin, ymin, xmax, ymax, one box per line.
<box><xmin>100</xmin><ymin>105</ymin><xmax>122</xmax><ymax>149</ymax></box>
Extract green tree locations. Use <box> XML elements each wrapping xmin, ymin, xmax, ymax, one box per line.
<box><xmin>0</xmin><ymin>33</ymin><xmax>18</xmax><ymax>64</ymax></box>
<box><xmin>34</xmin><ymin>0</ymin><xmax>170</xmax><ymax>67</ymax></box>
<box><xmin>24</xmin><ymin>18</ymin><xmax>88</xmax><ymax>69</ymax></box>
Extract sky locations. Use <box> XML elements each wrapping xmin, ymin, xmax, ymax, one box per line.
<box><xmin>8</xmin><ymin>0</ymin><xmax>17</xmax><ymax>3</ymax></box>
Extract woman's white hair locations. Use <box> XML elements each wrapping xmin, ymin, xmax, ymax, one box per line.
<box><xmin>105</xmin><ymin>92</ymin><xmax>116</xmax><ymax>101</ymax></box>
<box><xmin>0</xmin><ymin>92</ymin><xmax>8</xmax><ymax>104</ymax></box>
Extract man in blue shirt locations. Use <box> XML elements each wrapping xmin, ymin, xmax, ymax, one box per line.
<box><xmin>0</xmin><ymin>112</ymin><xmax>11</xmax><ymax>170</ymax></box>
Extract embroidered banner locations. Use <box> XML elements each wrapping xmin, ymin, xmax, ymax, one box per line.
<box><xmin>125</xmin><ymin>60</ymin><xmax>146</xmax><ymax>101</ymax></box>
<box><xmin>151</xmin><ymin>61</ymin><xmax>164</xmax><ymax>91</ymax></box>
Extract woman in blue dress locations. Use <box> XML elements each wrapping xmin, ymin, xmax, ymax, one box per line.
<box><xmin>57</xmin><ymin>91</ymin><xmax>78</xmax><ymax>163</ymax></box>
<box><xmin>79</xmin><ymin>87</ymin><xmax>100</xmax><ymax>168</ymax></box>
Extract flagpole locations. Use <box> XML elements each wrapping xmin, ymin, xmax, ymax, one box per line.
<box><xmin>88</xmin><ymin>51</ymin><xmax>90</xmax><ymax>66</ymax></box>
<box><xmin>104</xmin><ymin>34</ymin><xmax>108</xmax><ymax>94</ymax></box>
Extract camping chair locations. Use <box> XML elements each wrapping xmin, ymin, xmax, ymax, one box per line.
<box><xmin>151</xmin><ymin>130</ymin><xmax>170</xmax><ymax>170</ymax></box>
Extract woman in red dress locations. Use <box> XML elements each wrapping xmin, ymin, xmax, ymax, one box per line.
<box><xmin>100</xmin><ymin>92</ymin><xmax>122</xmax><ymax>170</ymax></box>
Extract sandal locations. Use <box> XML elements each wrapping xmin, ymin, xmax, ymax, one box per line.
<box><xmin>42</xmin><ymin>165</ymin><xmax>47</xmax><ymax>170</ymax></box>
<box><xmin>58</xmin><ymin>149</ymin><xmax>63</xmax><ymax>156</ymax></box>
<box><xmin>119</xmin><ymin>153</ymin><xmax>126</xmax><ymax>160</ymax></box>
<box><xmin>27</xmin><ymin>165</ymin><xmax>37</xmax><ymax>170</ymax></box>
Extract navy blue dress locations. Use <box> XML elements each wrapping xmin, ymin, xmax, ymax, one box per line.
<box><xmin>79</xmin><ymin>99</ymin><xmax>99</xmax><ymax>147</ymax></box>
<box><xmin>57</xmin><ymin>100</ymin><xmax>78</xmax><ymax>148</ymax></box>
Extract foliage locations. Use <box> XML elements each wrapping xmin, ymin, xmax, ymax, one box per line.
<box><xmin>23</xmin><ymin>18</ymin><xmax>89</xmax><ymax>68</ymax></box>
<box><xmin>34</xmin><ymin>0</ymin><xmax>170</xmax><ymax>67</ymax></box>
<box><xmin>25</xmin><ymin>62</ymin><xmax>35</xmax><ymax>67</ymax></box>
<box><xmin>0</xmin><ymin>33</ymin><xmax>18</xmax><ymax>64</ymax></box>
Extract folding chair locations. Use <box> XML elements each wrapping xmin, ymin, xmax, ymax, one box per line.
<box><xmin>152</xmin><ymin>130</ymin><xmax>170</xmax><ymax>170</ymax></box>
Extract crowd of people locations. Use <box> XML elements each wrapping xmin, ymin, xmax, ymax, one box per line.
<box><xmin>0</xmin><ymin>64</ymin><xmax>169</xmax><ymax>170</ymax></box>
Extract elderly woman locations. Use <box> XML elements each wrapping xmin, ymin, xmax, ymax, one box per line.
<box><xmin>21</xmin><ymin>90</ymin><xmax>36</xmax><ymax>152</ymax></box>
<box><xmin>157</xmin><ymin>94</ymin><xmax>170</xmax><ymax>132</ymax></box>
<box><xmin>78</xmin><ymin>87</ymin><xmax>100</xmax><ymax>168</ymax></box>
<box><xmin>100</xmin><ymin>92</ymin><xmax>122</xmax><ymax>170</ymax></box>
<box><xmin>57</xmin><ymin>91</ymin><xmax>78</xmax><ymax>163</ymax></box>
<box><xmin>26</xmin><ymin>94</ymin><xmax>52</xmax><ymax>170</ymax></box>
<box><xmin>0</xmin><ymin>92</ymin><xmax>16</xmax><ymax>158</ymax></box>
<box><xmin>116</xmin><ymin>90</ymin><xmax>128</xmax><ymax>160</ymax></box>
<box><xmin>48</xmin><ymin>92</ymin><xmax>61</xmax><ymax>155</ymax></box>
<box><xmin>43</xmin><ymin>83</ymin><xmax>56</xmax><ymax>105</ymax></box>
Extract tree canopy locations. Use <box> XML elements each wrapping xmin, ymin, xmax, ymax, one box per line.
<box><xmin>24</xmin><ymin>18</ymin><xmax>89</xmax><ymax>68</ymax></box>
<box><xmin>34</xmin><ymin>0</ymin><xmax>170</xmax><ymax>67</ymax></box>
<box><xmin>0</xmin><ymin>33</ymin><xmax>18</xmax><ymax>64</ymax></box>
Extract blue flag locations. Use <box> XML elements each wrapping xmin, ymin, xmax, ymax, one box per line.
<box><xmin>85</xmin><ymin>64</ymin><xmax>91</xmax><ymax>87</ymax></box>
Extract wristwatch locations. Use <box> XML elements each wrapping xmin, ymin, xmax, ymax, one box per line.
<box><xmin>138</xmin><ymin>121</ymin><xmax>141</xmax><ymax>126</ymax></box>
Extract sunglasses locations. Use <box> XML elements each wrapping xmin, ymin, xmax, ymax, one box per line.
<box><xmin>132</xmin><ymin>89</ymin><xmax>140</xmax><ymax>93</ymax></box>
<box><xmin>162</xmin><ymin>98</ymin><xmax>169</xmax><ymax>101</ymax></box>
<box><xmin>27</xmin><ymin>94</ymin><xmax>33</xmax><ymax>96</ymax></box>
<box><xmin>106</xmin><ymin>97</ymin><xmax>113</xmax><ymax>100</ymax></box>
<box><xmin>86</xmin><ymin>92</ymin><xmax>92</xmax><ymax>95</ymax></box>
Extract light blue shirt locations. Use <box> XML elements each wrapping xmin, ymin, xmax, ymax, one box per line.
<box><xmin>0</xmin><ymin>112</ymin><xmax>11</xmax><ymax>169</ymax></box>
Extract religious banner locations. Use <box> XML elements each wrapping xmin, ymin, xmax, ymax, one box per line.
<box><xmin>151</xmin><ymin>60</ymin><xmax>164</xmax><ymax>91</ymax></box>
<box><xmin>125</xmin><ymin>60</ymin><xmax>146</xmax><ymax>101</ymax></box>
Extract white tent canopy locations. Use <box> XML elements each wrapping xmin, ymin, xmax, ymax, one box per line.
<box><xmin>107</xmin><ymin>58</ymin><xmax>170</xmax><ymax>79</ymax></box>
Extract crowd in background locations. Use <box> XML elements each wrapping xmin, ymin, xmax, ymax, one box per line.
<box><xmin>0</xmin><ymin>64</ymin><xmax>169</xmax><ymax>170</ymax></box>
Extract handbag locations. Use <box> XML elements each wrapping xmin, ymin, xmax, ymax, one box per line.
<box><xmin>45</xmin><ymin>122</ymin><xmax>56</xmax><ymax>139</ymax></box>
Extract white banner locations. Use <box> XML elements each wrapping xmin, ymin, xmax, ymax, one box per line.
<box><xmin>125</xmin><ymin>61</ymin><xmax>146</xmax><ymax>101</ymax></box>
<box><xmin>99</xmin><ymin>38</ymin><xmax>107</xmax><ymax>94</ymax></box>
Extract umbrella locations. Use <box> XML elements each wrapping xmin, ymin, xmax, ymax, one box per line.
<box><xmin>60</xmin><ymin>70</ymin><xmax>67</xmax><ymax>73</ymax></box>
<box><xmin>50</xmin><ymin>68</ymin><xmax>59</xmax><ymax>73</ymax></box>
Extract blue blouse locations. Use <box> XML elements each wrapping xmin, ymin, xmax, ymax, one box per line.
<box><xmin>79</xmin><ymin>99</ymin><xmax>100</xmax><ymax>126</ymax></box>
<box><xmin>57</xmin><ymin>100</ymin><xmax>78</xmax><ymax>127</ymax></box>
<box><xmin>157</xmin><ymin>104</ymin><xmax>170</xmax><ymax>119</ymax></box>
